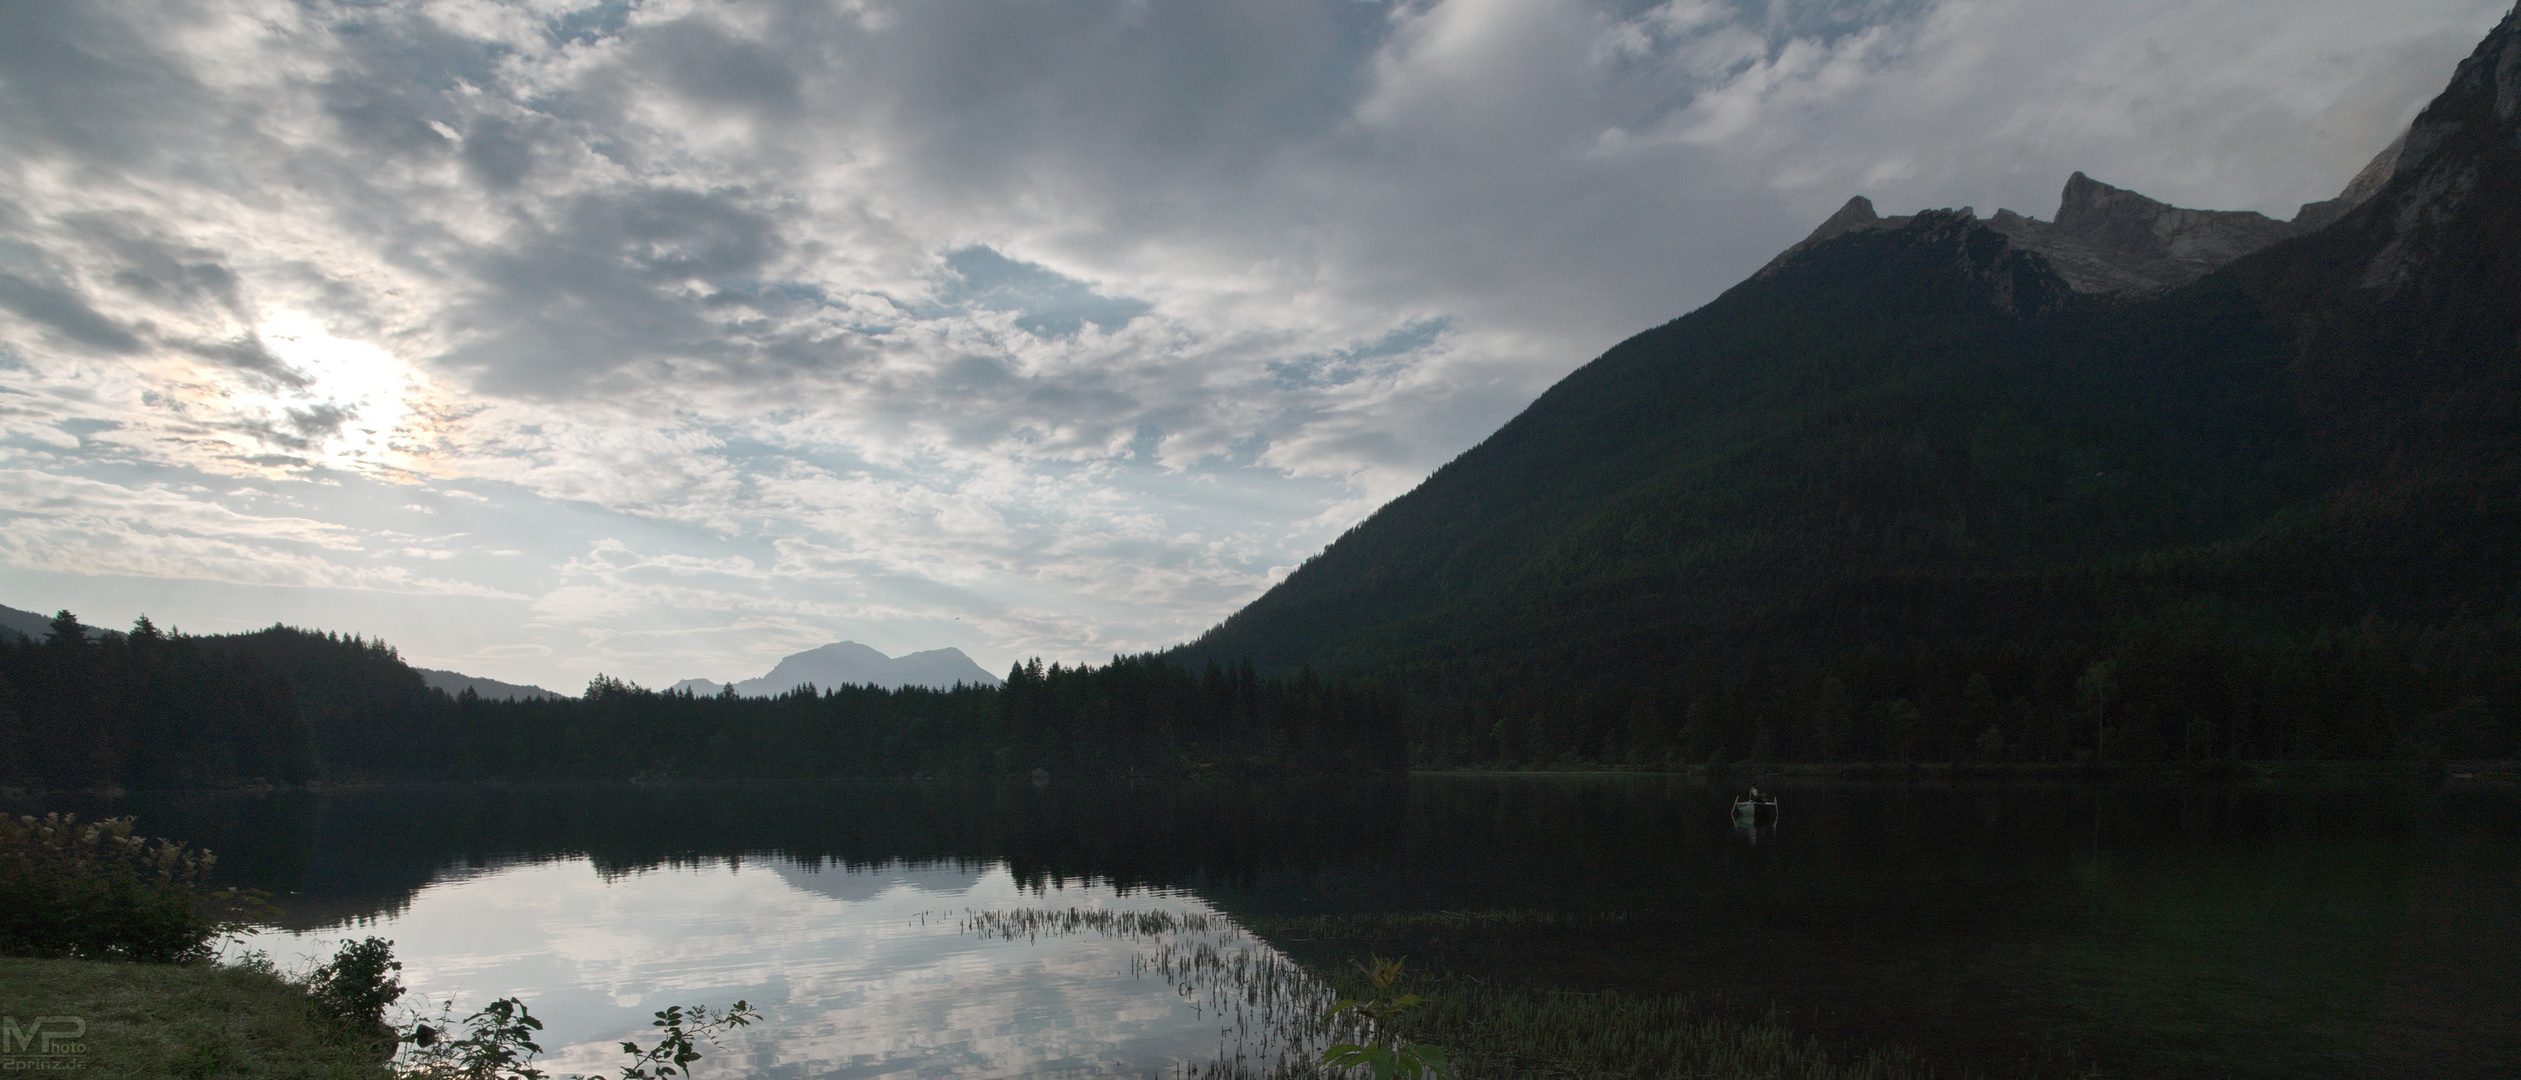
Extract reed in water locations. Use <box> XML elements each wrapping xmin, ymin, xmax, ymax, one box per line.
<box><xmin>962</xmin><ymin>907</ymin><xmax>1953</xmax><ymax>1080</ymax></box>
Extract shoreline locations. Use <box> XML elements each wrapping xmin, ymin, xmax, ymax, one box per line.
<box><xmin>1416</xmin><ymin>758</ymin><xmax>2519</xmax><ymax>782</ymax></box>
<box><xmin>3</xmin><ymin>758</ymin><xmax>2513</xmax><ymax>800</ymax></box>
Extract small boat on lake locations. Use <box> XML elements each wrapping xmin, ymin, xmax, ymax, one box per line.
<box><xmin>1732</xmin><ymin>790</ymin><xmax>1779</xmax><ymax>826</ymax></box>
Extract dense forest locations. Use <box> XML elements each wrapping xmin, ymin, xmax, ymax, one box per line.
<box><xmin>1175</xmin><ymin>20</ymin><xmax>2521</xmax><ymax>769</ymax></box>
<box><xmin>0</xmin><ymin>616</ymin><xmax>1403</xmax><ymax>789</ymax></box>
<box><xmin>0</xmin><ymin>612</ymin><xmax>311</xmax><ymax>789</ymax></box>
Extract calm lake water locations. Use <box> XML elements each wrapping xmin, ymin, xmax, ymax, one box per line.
<box><xmin>23</xmin><ymin>775</ymin><xmax>2519</xmax><ymax>1079</ymax></box>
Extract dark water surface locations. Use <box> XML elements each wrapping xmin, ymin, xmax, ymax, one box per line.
<box><xmin>21</xmin><ymin>775</ymin><xmax>2518</xmax><ymax>1079</ymax></box>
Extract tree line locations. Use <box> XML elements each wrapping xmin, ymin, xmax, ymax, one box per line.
<box><xmin>1387</xmin><ymin>588</ymin><xmax>2521</xmax><ymax>770</ymax></box>
<box><xmin>7</xmin><ymin>600</ymin><xmax>2508</xmax><ymax>788</ymax></box>
<box><xmin>0</xmin><ymin>615</ymin><xmax>1404</xmax><ymax>789</ymax></box>
<box><xmin>0</xmin><ymin>612</ymin><xmax>311</xmax><ymax>789</ymax></box>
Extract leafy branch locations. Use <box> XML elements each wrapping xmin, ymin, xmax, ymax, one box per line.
<box><xmin>1318</xmin><ymin>957</ymin><xmax>1451</xmax><ymax>1080</ymax></box>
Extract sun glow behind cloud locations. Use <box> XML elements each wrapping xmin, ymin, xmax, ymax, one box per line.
<box><xmin>0</xmin><ymin>0</ymin><xmax>2505</xmax><ymax>689</ymax></box>
<box><xmin>244</xmin><ymin>308</ymin><xmax>444</xmax><ymax>471</ymax></box>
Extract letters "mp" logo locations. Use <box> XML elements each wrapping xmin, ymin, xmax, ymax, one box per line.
<box><xmin>0</xmin><ymin>1016</ymin><xmax>85</xmax><ymax>1055</ymax></box>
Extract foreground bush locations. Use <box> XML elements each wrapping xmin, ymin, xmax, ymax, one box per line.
<box><xmin>0</xmin><ymin>813</ymin><xmax>265</xmax><ymax>962</ymax></box>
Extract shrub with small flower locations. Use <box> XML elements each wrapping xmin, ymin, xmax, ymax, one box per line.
<box><xmin>0</xmin><ymin>813</ymin><xmax>269</xmax><ymax>963</ymax></box>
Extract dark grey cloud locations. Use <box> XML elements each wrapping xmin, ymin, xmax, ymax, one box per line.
<box><xmin>0</xmin><ymin>0</ymin><xmax>208</xmax><ymax>165</ymax></box>
<box><xmin>452</xmin><ymin>187</ymin><xmax>794</xmax><ymax>392</ymax></box>
<box><xmin>629</xmin><ymin>16</ymin><xmax>804</xmax><ymax>118</ymax></box>
<box><xmin>0</xmin><ymin>269</ymin><xmax>140</xmax><ymax>354</ymax></box>
<box><xmin>64</xmin><ymin>214</ymin><xmax>249</xmax><ymax>314</ymax></box>
<box><xmin>460</xmin><ymin>116</ymin><xmax>539</xmax><ymax>190</ymax></box>
<box><xmin>321</xmin><ymin>76</ymin><xmax>457</xmax><ymax>159</ymax></box>
<box><xmin>284</xmin><ymin>403</ymin><xmax>353</xmax><ymax>443</ymax></box>
<box><xmin>175</xmin><ymin>335</ymin><xmax>294</xmax><ymax>381</ymax></box>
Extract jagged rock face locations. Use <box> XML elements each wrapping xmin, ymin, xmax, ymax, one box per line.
<box><xmin>1768</xmin><ymin>95</ymin><xmax>2432</xmax><ymax>295</ymax></box>
<box><xmin>2293</xmin><ymin>131</ymin><xmax>2407</xmax><ymax>232</ymax></box>
<box><xmin>2347</xmin><ymin>4</ymin><xmax>2521</xmax><ymax>293</ymax></box>
<box><xmin>1984</xmin><ymin>173</ymin><xmax>2300</xmax><ymax>292</ymax></box>
<box><xmin>1894</xmin><ymin>208</ymin><xmax>2072</xmax><ymax>315</ymax></box>
<box><xmin>1755</xmin><ymin>195</ymin><xmax>1912</xmax><ymax>278</ymax></box>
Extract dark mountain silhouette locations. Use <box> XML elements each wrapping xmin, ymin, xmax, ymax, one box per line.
<box><xmin>0</xmin><ymin>602</ymin><xmax>118</xmax><ymax>642</ymax></box>
<box><xmin>415</xmin><ymin>667</ymin><xmax>567</xmax><ymax>701</ymax></box>
<box><xmin>0</xmin><ymin>603</ymin><xmax>52</xmax><ymax>642</ymax></box>
<box><xmin>1177</xmin><ymin>8</ymin><xmax>2521</xmax><ymax>766</ymax></box>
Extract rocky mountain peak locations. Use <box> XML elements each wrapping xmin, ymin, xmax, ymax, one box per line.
<box><xmin>2343</xmin><ymin>3</ymin><xmax>2521</xmax><ymax>293</ymax></box>
<box><xmin>1981</xmin><ymin>172</ymin><xmax>2300</xmax><ymax>293</ymax></box>
<box><xmin>1763</xmin><ymin>81</ymin><xmax>2457</xmax><ymax>297</ymax></box>
<box><xmin>2293</xmin><ymin>130</ymin><xmax>2408</xmax><ymax>232</ymax></box>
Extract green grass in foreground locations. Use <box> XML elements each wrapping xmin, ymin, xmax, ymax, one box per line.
<box><xmin>0</xmin><ymin>956</ymin><xmax>388</xmax><ymax>1079</ymax></box>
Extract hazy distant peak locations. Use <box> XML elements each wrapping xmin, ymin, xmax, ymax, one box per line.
<box><xmin>797</xmin><ymin>641</ymin><xmax>891</xmax><ymax>663</ymax></box>
<box><xmin>417</xmin><ymin>668</ymin><xmax>568</xmax><ymax>701</ymax></box>
<box><xmin>704</xmin><ymin>641</ymin><xmax>1003</xmax><ymax>697</ymax></box>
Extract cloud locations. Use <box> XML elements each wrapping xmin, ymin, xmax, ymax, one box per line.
<box><xmin>0</xmin><ymin>0</ymin><xmax>2508</xmax><ymax>686</ymax></box>
<box><xmin>0</xmin><ymin>467</ymin><xmax>522</xmax><ymax>596</ymax></box>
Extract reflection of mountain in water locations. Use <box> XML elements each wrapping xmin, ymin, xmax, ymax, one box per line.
<box><xmin>770</xmin><ymin>859</ymin><xmax>988</xmax><ymax>903</ymax></box>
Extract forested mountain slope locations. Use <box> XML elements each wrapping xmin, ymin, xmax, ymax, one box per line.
<box><xmin>1177</xmin><ymin>8</ymin><xmax>2521</xmax><ymax>766</ymax></box>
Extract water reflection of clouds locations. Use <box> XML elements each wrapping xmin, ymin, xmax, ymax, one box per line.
<box><xmin>241</xmin><ymin>857</ymin><xmax>1254</xmax><ymax>1078</ymax></box>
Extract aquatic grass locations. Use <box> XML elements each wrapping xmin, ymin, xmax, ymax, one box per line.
<box><xmin>962</xmin><ymin>907</ymin><xmax>1368</xmax><ymax>1074</ymax></box>
<box><xmin>1247</xmin><ymin>910</ymin><xmax>1634</xmax><ymax>938</ymax></box>
<box><xmin>962</xmin><ymin>906</ymin><xmax>1229</xmax><ymax>941</ymax></box>
<box><xmin>959</xmin><ymin>908</ymin><xmax>1964</xmax><ymax>1080</ymax></box>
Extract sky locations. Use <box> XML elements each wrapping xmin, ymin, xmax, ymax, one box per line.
<box><xmin>0</xmin><ymin>0</ymin><xmax>2509</xmax><ymax>693</ymax></box>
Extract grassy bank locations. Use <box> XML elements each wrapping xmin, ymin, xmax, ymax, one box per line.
<box><xmin>0</xmin><ymin>956</ymin><xmax>388</xmax><ymax>1079</ymax></box>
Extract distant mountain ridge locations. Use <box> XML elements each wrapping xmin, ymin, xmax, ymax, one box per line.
<box><xmin>415</xmin><ymin>668</ymin><xmax>567</xmax><ymax>701</ymax></box>
<box><xmin>0</xmin><ymin>603</ymin><xmax>55</xmax><ymax>642</ymax></box>
<box><xmin>6</xmin><ymin>602</ymin><xmax>561</xmax><ymax>702</ymax></box>
<box><xmin>0</xmin><ymin>602</ymin><xmax>119</xmax><ymax>642</ymax></box>
<box><xmin>673</xmin><ymin>641</ymin><xmax>1001</xmax><ymax>696</ymax></box>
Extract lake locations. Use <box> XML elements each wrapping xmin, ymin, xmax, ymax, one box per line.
<box><xmin>24</xmin><ymin>774</ymin><xmax>2518</xmax><ymax>1079</ymax></box>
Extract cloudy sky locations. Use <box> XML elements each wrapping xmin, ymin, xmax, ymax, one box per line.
<box><xmin>0</xmin><ymin>0</ymin><xmax>2506</xmax><ymax>691</ymax></box>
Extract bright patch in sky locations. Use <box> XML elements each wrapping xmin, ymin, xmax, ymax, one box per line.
<box><xmin>249</xmin><ymin>309</ymin><xmax>437</xmax><ymax>468</ymax></box>
<box><xmin>0</xmin><ymin>0</ymin><xmax>2507</xmax><ymax>690</ymax></box>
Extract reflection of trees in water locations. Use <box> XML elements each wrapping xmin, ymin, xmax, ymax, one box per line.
<box><xmin>34</xmin><ymin>779</ymin><xmax>1406</xmax><ymax>930</ymax></box>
